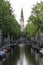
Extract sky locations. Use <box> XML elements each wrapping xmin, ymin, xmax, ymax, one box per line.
<box><xmin>8</xmin><ymin>0</ymin><xmax>43</xmax><ymax>25</ymax></box>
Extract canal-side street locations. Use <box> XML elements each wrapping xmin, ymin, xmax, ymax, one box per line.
<box><xmin>0</xmin><ymin>44</ymin><xmax>43</xmax><ymax>65</ymax></box>
<box><xmin>1</xmin><ymin>0</ymin><xmax>43</xmax><ymax>65</ymax></box>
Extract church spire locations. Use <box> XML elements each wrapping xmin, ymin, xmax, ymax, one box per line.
<box><xmin>20</xmin><ymin>8</ymin><xmax>24</xmax><ymax>31</ymax></box>
<box><xmin>21</xmin><ymin>8</ymin><xmax>24</xmax><ymax>19</ymax></box>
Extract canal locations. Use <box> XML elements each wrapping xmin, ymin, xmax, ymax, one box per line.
<box><xmin>0</xmin><ymin>44</ymin><xmax>43</xmax><ymax>65</ymax></box>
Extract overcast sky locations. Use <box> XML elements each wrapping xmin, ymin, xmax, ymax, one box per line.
<box><xmin>8</xmin><ymin>0</ymin><xmax>43</xmax><ymax>25</ymax></box>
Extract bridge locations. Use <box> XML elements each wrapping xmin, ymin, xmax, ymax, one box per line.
<box><xmin>0</xmin><ymin>37</ymin><xmax>31</xmax><ymax>50</ymax></box>
<box><xmin>0</xmin><ymin>37</ymin><xmax>43</xmax><ymax>55</ymax></box>
<box><xmin>0</xmin><ymin>36</ymin><xmax>43</xmax><ymax>59</ymax></box>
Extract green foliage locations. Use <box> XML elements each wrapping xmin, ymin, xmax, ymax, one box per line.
<box><xmin>0</xmin><ymin>0</ymin><xmax>21</xmax><ymax>39</ymax></box>
<box><xmin>24</xmin><ymin>22</ymin><xmax>41</xmax><ymax>39</ymax></box>
<box><xmin>29</xmin><ymin>1</ymin><xmax>43</xmax><ymax>31</ymax></box>
<box><xmin>24</xmin><ymin>1</ymin><xmax>43</xmax><ymax>39</ymax></box>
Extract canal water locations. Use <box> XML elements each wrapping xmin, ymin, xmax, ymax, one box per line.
<box><xmin>0</xmin><ymin>44</ymin><xmax>43</xmax><ymax>65</ymax></box>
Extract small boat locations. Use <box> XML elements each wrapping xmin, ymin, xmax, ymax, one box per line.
<box><xmin>39</xmin><ymin>49</ymin><xmax>43</xmax><ymax>57</ymax></box>
<box><xmin>0</xmin><ymin>51</ymin><xmax>6</xmax><ymax>61</ymax></box>
<box><xmin>5</xmin><ymin>47</ymin><xmax>11</xmax><ymax>52</ymax></box>
<box><xmin>3</xmin><ymin>49</ymin><xmax>8</xmax><ymax>53</ymax></box>
<box><xmin>39</xmin><ymin>49</ymin><xmax>43</xmax><ymax>54</ymax></box>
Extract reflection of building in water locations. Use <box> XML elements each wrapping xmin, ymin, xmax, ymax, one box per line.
<box><xmin>17</xmin><ymin>44</ymin><xmax>23</xmax><ymax>65</ymax></box>
<box><xmin>20</xmin><ymin>44</ymin><xmax>23</xmax><ymax>65</ymax></box>
<box><xmin>19</xmin><ymin>44</ymin><xmax>24</xmax><ymax>65</ymax></box>
<box><xmin>20</xmin><ymin>8</ymin><xmax>24</xmax><ymax>31</ymax></box>
<box><xmin>20</xmin><ymin>54</ymin><xmax>23</xmax><ymax>65</ymax></box>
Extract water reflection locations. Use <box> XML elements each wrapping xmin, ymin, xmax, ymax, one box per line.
<box><xmin>3</xmin><ymin>46</ymin><xmax>20</xmax><ymax>65</ymax></box>
<box><xmin>24</xmin><ymin>46</ymin><xmax>36</xmax><ymax>65</ymax></box>
<box><xmin>0</xmin><ymin>44</ymin><xmax>43</xmax><ymax>65</ymax></box>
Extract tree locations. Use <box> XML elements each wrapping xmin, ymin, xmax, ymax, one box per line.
<box><xmin>24</xmin><ymin>22</ymin><xmax>41</xmax><ymax>39</ymax></box>
<box><xmin>29</xmin><ymin>1</ymin><xmax>43</xmax><ymax>31</ymax></box>
<box><xmin>0</xmin><ymin>0</ymin><xmax>21</xmax><ymax>39</ymax></box>
<box><xmin>24</xmin><ymin>1</ymin><xmax>43</xmax><ymax>39</ymax></box>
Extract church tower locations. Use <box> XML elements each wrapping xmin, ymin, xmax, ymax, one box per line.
<box><xmin>20</xmin><ymin>8</ymin><xmax>24</xmax><ymax>31</ymax></box>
